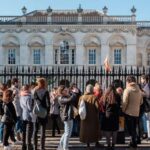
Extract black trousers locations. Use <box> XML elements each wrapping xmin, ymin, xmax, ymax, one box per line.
<box><xmin>51</xmin><ymin>114</ymin><xmax>60</xmax><ymax>136</ymax></box>
<box><xmin>22</xmin><ymin>120</ymin><xmax>33</xmax><ymax>149</ymax></box>
<box><xmin>33</xmin><ymin>122</ymin><xmax>46</xmax><ymax>150</ymax></box>
<box><xmin>3</xmin><ymin>123</ymin><xmax>15</xmax><ymax>146</ymax></box>
<box><xmin>125</xmin><ymin>114</ymin><xmax>138</xmax><ymax>145</ymax></box>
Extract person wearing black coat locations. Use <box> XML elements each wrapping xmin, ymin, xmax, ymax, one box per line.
<box><xmin>101</xmin><ymin>85</ymin><xmax>120</xmax><ymax>150</ymax></box>
<box><xmin>1</xmin><ymin>89</ymin><xmax>17</xmax><ymax>150</ymax></box>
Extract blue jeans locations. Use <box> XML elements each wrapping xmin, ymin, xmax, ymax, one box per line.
<box><xmin>72</xmin><ymin>119</ymin><xmax>79</xmax><ymax>136</ymax></box>
<box><xmin>59</xmin><ymin>120</ymin><xmax>73</xmax><ymax>150</ymax></box>
<box><xmin>15</xmin><ymin>117</ymin><xmax>22</xmax><ymax>133</ymax></box>
<box><xmin>141</xmin><ymin>113</ymin><xmax>148</xmax><ymax>133</ymax></box>
<box><xmin>0</xmin><ymin>122</ymin><xmax>4</xmax><ymax>141</ymax></box>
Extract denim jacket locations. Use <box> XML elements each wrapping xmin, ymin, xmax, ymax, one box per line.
<box><xmin>20</xmin><ymin>92</ymin><xmax>33</xmax><ymax>122</ymax></box>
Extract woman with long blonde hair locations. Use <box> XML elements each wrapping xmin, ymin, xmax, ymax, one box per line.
<box><xmin>33</xmin><ymin>78</ymin><xmax>50</xmax><ymax>150</ymax></box>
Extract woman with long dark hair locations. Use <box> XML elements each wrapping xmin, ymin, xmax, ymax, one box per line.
<box><xmin>101</xmin><ymin>85</ymin><xmax>120</xmax><ymax>150</ymax></box>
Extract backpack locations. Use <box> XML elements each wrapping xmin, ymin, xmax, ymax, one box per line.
<box><xmin>79</xmin><ymin>99</ymin><xmax>86</xmax><ymax>120</ymax></box>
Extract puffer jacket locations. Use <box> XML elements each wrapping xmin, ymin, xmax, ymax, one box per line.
<box><xmin>122</xmin><ymin>82</ymin><xmax>143</xmax><ymax>117</ymax></box>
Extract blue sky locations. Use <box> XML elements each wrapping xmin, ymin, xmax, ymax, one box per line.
<box><xmin>0</xmin><ymin>0</ymin><xmax>149</xmax><ymax>21</ymax></box>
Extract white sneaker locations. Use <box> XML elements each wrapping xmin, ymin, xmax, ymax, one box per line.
<box><xmin>4</xmin><ymin>145</ymin><xmax>12</xmax><ymax>150</ymax></box>
<box><xmin>0</xmin><ymin>141</ymin><xmax>3</xmax><ymax>146</ymax></box>
<box><xmin>12</xmin><ymin>140</ymin><xmax>22</xmax><ymax>145</ymax></box>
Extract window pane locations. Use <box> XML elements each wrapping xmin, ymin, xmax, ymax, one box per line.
<box><xmin>8</xmin><ymin>49</ymin><xmax>16</xmax><ymax>64</ymax></box>
<box><xmin>89</xmin><ymin>49</ymin><xmax>96</xmax><ymax>64</ymax></box>
<box><xmin>71</xmin><ymin>49</ymin><xmax>75</xmax><ymax>64</ymax></box>
<box><xmin>114</xmin><ymin>49</ymin><xmax>121</xmax><ymax>64</ymax></box>
<box><xmin>55</xmin><ymin>49</ymin><xmax>58</xmax><ymax>64</ymax></box>
<box><xmin>33</xmin><ymin>49</ymin><xmax>41</xmax><ymax>64</ymax></box>
<box><xmin>60</xmin><ymin>41</ymin><xmax>69</xmax><ymax>64</ymax></box>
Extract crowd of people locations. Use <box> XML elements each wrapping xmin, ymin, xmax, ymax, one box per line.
<box><xmin>0</xmin><ymin>75</ymin><xmax>149</xmax><ymax>150</ymax></box>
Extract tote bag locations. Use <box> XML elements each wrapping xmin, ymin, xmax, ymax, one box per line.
<box><xmin>33</xmin><ymin>101</ymin><xmax>47</xmax><ymax>118</ymax></box>
<box><xmin>79</xmin><ymin>100</ymin><xmax>86</xmax><ymax>120</ymax></box>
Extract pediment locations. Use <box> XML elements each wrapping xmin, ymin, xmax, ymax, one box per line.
<box><xmin>83</xmin><ymin>36</ymin><xmax>101</xmax><ymax>47</ymax></box>
<box><xmin>28</xmin><ymin>41</ymin><xmax>44</xmax><ymax>47</ymax></box>
<box><xmin>2</xmin><ymin>41</ymin><xmax>19</xmax><ymax>47</ymax></box>
<box><xmin>84</xmin><ymin>41</ymin><xmax>100</xmax><ymax>47</ymax></box>
<box><xmin>110</xmin><ymin>42</ymin><xmax>125</xmax><ymax>47</ymax></box>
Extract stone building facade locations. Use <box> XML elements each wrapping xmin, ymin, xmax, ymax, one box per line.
<box><xmin>0</xmin><ymin>6</ymin><xmax>150</xmax><ymax>70</ymax></box>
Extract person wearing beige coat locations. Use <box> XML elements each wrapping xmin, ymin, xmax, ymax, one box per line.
<box><xmin>122</xmin><ymin>76</ymin><xmax>143</xmax><ymax>148</ymax></box>
<box><xmin>79</xmin><ymin>84</ymin><xmax>100</xmax><ymax>149</ymax></box>
<box><xmin>122</xmin><ymin>83</ymin><xmax>143</xmax><ymax>117</ymax></box>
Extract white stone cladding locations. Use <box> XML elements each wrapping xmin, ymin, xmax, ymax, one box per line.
<box><xmin>0</xmin><ymin>9</ymin><xmax>149</xmax><ymax>68</ymax></box>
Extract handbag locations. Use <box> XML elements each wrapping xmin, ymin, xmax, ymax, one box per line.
<box><xmin>33</xmin><ymin>91</ymin><xmax>47</xmax><ymax>118</ymax></box>
<box><xmin>79</xmin><ymin>99</ymin><xmax>86</xmax><ymax>120</ymax></box>
<box><xmin>33</xmin><ymin>101</ymin><xmax>47</xmax><ymax>118</ymax></box>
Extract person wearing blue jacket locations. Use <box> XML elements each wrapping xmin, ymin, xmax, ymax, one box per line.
<box><xmin>20</xmin><ymin>84</ymin><xmax>33</xmax><ymax>150</ymax></box>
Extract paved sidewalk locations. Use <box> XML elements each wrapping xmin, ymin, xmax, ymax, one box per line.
<box><xmin>0</xmin><ymin>131</ymin><xmax>150</xmax><ymax>150</ymax></box>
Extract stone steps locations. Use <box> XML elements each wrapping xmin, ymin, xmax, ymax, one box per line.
<box><xmin>0</xmin><ymin>131</ymin><xmax>150</xmax><ymax>150</ymax></box>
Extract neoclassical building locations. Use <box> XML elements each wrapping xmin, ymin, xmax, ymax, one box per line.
<box><xmin>0</xmin><ymin>5</ymin><xmax>150</xmax><ymax>70</ymax></box>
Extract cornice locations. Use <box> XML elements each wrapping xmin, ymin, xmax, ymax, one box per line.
<box><xmin>137</xmin><ymin>29</ymin><xmax>150</xmax><ymax>37</ymax></box>
<box><xmin>0</xmin><ymin>24</ymin><xmax>136</xmax><ymax>35</ymax></box>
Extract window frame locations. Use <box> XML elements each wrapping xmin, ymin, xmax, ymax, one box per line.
<box><xmin>114</xmin><ymin>48</ymin><xmax>122</xmax><ymax>65</ymax></box>
<box><xmin>88</xmin><ymin>48</ymin><xmax>96</xmax><ymax>65</ymax></box>
<box><xmin>8</xmin><ymin>48</ymin><xmax>16</xmax><ymax>65</ymax></box>
<box><xmin>54</xmin><ymin>40</ymin><xmax>76</xmax><ymax>65</ymax></box>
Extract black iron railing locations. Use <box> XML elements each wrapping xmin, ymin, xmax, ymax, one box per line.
<box><xmin>0</xmin><ymin>65</ymin><xmax>149</xmax><ymax>92</ymax></box>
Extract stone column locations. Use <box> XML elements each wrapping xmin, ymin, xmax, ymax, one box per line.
<box><xmin>101</xmin><ymin>44</ymin><xmax>109</xmax><ymax>64</ymax></box>
<box><xmin>45</xmin><ymin>44</ymin><xmax>53</xmax><ymax>65</ymax></box>
<box><xmin>76</xmin><ymin>44</ymin><xmax>85</xmax><ymax>66</ymax></box>
<box><xmin>20</xmin><ymin>44</ymin><xmax>30</xmax><ymax>65</ymax></box>
<box><xmin>96</xmin><ymin>47</ymin><xmax>101</xmax><ymax>65</ymax></box>
<box><xmin>126</xmin><ymin>44</ymin><xmax>136</xmax><ymax>66</ymax></box>
<box><xmin>0</xmin><ymin>45</ymin><xmax>3</xmax><ymax>65</ymax></box>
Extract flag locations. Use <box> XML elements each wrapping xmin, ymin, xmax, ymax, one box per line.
<box><xmin>104</xmin><ymin>56</ymin><xmax>111</xmax><ymax>73</ymax></box>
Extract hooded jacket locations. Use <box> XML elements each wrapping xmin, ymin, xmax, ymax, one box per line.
<box><xmin>122</xmin><ymin>82</ymin><xmax>143</xmax><ymax>117</ymax></box>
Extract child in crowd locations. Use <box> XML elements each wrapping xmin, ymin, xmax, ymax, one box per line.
<box><xmin>1</xmin><ymin>89</ymin><xmax>17</xmax><ymax>150</ymax></box>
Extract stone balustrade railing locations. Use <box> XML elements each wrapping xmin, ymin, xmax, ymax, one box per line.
<box><xmin>0</xmin><ymin>15</ymin><xmax>137</xmax><ymax>25</ymax></box>
<box><xmin>0</xmin><ymin>15</ymin><xmax>150</xmax><ymax>27</ymax></box>
<box><xmin>137</xmin><ymin>21</ymin><xmax>150</xmax><ymax>28</ymax></box>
